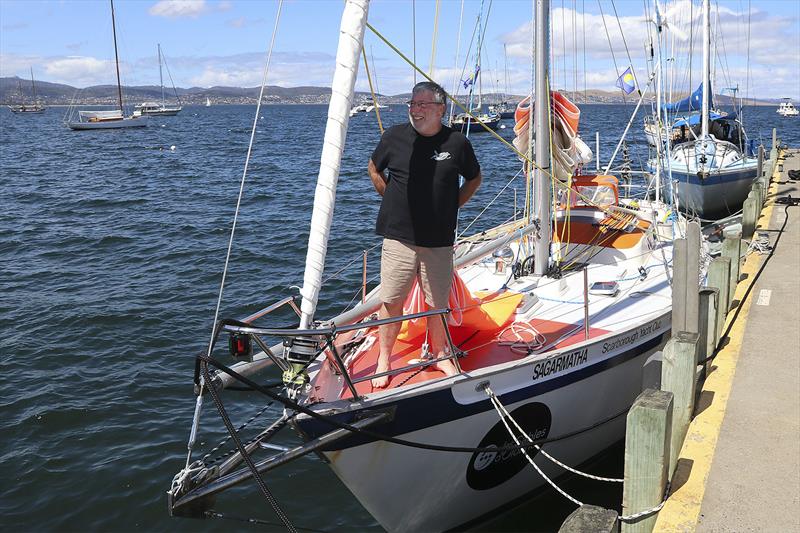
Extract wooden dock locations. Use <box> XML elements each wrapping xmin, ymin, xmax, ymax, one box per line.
<box><xmin>558</xmin><ymin>141</ymin><xmax>800</xmax><ymax>532</ymax></box>
<box><xmin>653</xmin><ymin>146</ymin><xmax>800</xmax><ymax>531</ymax></box>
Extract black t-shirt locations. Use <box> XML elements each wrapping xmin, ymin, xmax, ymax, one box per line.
<box><xmin>371</xmin><ymin>123</ymin><xmax>481</xmax><ymax>247</ymax></box>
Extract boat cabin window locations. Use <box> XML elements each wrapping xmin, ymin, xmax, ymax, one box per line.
<box><xmin>562</xmin><ymin>176</ymin><xmax>619</xmax><ymax>209</ymax></box>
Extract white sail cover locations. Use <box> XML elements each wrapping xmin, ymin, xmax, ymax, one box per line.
<box><xmin>79</xmin><ymin>110</ymin><xmax>123</xmax><ymax>119</ymax></box>
<box><xmin>299</xmin><ymin>0</ymin><xmax>370</xmax><ymax>329</ymax></box>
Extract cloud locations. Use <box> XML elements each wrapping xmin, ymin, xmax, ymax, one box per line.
<box><xmin>43</xmin><ymin>56</ymin><xmax>118</xmax><ymax>86</ymax></box>
<box><xmin>226</xmin><ymin>16</ymin><xmax>266</xmax><ymax>29</ymax></box>
<box><xmin>494</xmin><ymin>1</ymin><xmax>798</xmax><ymax>97</ymax></box>
<box><xmin>148</xmin><ymin>0</ymin><xmax>207</xmax><ymax>19</ymax></box>
<box><xmin>184</xmin><ymin>51</ymin><xmax>338</xmax><ymax>87</ymax></box>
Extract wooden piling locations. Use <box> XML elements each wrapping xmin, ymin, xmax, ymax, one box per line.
<box><xmin>661</xmin><ymin>332</ymin><xmax>699</xmax><ymax>475</ymax></box>
<box><xmin>721</xmin><ymin>228</ymin><xmax>741</xmax><ymax>305</ymax></box>
<box><xmin>742</xmin><ymin>192</ymin><xmax>758</xmax><ymax>240</ymax></box>
<box><xmin>559</xmin><ymin>505</ymin><xmax>618</xmax><ymax>533</ymax></box>
<box><xmin>706</xmin><ymin>257</ymin><xmax>731</xmax><ymax>340</ymax></box>
<box><xmin>671</xmin><ymin>238</ymin><xmax>688</xmax><ymax>334</ymax></box>
<box><xmin>757</xmin><ymin>145</ymin><xmax>764</xmax><ymax>178</ymax></box>
<box><xmin>698</xmin><ymin>287</ymin><xmax>719</xmax><ymax>380</ymax></box>
<box><xmin>752</xmin><ymin>181</ymin><xmax>764</xmax><ymax>208</ymax></box>
<box><xmin>772</xmin><ymin>127</ymin><xmax>777</xmax><ymax>150</ymax></box>
<box><xmin>622</xmin><ymin>389</ymin><xmax>674</xmax><ymax>533</ymax></box>
<box><xmin>685</xmin><ymin>222</ymin><xmax>701</xmax><ymax>335</ymax></box>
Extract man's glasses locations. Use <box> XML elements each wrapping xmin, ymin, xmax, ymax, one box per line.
<box><xmin>406</xmin><ymin>100</ymin><xmax>443</xmax><ymax>109</ymax></box>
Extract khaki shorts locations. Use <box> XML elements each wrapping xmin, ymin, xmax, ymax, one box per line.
<box><xmin>380</xmin><ymin>238</ymin><xmax>454</xmax><ymax>309</ymax></box>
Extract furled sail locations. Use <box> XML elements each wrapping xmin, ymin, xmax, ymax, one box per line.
<box><xmin>298</xmin><ymin>0</ymin><xmax>370</xmax><ymax>329</ymax></box>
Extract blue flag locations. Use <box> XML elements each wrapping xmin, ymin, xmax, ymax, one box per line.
<box><xmin>615</xmin><ymin>67</ymin><xmax>636</xmax><ymax>94</ymax></box>
<box><xmin>462</xmin><ymin>66</ymin><xmax>480</xmax><ymax>89</ymax></box>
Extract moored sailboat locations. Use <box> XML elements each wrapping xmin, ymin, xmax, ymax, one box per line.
<box><xmin>647</xmin><ymin>0</ymin><xmax>758</xmax><ymax>219</ymax></box>
<box><xmin>66</xmin><ymin>0</ymin><xmax>147</xmax><ymax>131</ymax></box>
<box><xmin>134</xmin><ymin>44</ymin><xmax>182</xmax><ymax>116</ymax></box>
<box><xmin>167</xmin><ymin>1</ymin><xmax>678</xmax><ymax>531</ymax></box>
<box><xmin>8</xmin><ymin>68</ymin><xmax>46</xmax><ymax>114</ymax></box>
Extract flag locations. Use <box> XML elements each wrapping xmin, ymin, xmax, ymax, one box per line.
<box><xmin>462</xmin><ymin>66</ymin><xmax>480</xmax><ymax>89</ymax></box>
<box><xmin>615</xmin><ymin>67</ymin><xmax>636</xmax><ymax>94</ymax></box>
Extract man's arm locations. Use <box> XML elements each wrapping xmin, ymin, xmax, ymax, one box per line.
<box><xmin>458</xmin><ymin>172</ymin><xmax>482</xmax><ymax>207</ymax></box>
<box><xmin>368</xmin><ymin>159</ymin><xmax>387</xmax><ymax>196</ymax></box>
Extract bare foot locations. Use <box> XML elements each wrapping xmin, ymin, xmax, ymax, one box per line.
<box><xmin>371</xmin><ymin>360</ymin><xmax>390</xmax><ymax>389</ymax></box>
<box><xmin>434</xmin><ymin>355</ymin><xmax>458</xmax><ymax>377</ymax></box>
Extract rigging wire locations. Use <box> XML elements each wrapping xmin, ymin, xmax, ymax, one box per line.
<box><xmin>193</xmin><ymin>0</ymin><xmax>285</xmax><ymax>472</ymax></box>
<box><xmin>447</xmin><ymin>0</ymin><xmax>467</xmax><ymax>122</ymax></box>
<box><xmin>412</xmin><ymin>0</ymin><xmax>417</xmax><ymax>84</ymax></box>
<box><xmin>596</xmin><ymin>0</ymin><xmax>626</xmax><ymax>105</ymax></box>
<box><xmin>744</xmin><ymin>0</ymin><xmax>751</xmax><ymax>110</ymax></box>
<box><xmin>610</xmin><ymin>0</ymin><xmax>639</xmax><ymax>92</ymax></box>
<box><xmin>582</xmin><ymin>0</ymin><xmax>587</xmax><ymax>103</ymax></box>
<box><xmin>429</xmin><ymin>0</ymin><xmax>441</xmax><ymax>77</ymax></box>
<box><xmin>360</xmin><ymin>45</ymin><xmax>384</xmax><ymax>133</ymax></box>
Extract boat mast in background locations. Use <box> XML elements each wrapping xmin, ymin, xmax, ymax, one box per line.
<box><xmin>110</xmin><ymin>0</ymin><xmax>125</xmax><ymax>116</ymax></box>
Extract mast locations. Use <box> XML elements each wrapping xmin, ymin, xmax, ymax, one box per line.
<box><xmin>298</xmin><ymin>0</ymin><xmax>370</xmax><ymax>329</ymax></box>
<box><xmin>110</xmin><ymin>0</ymin><xmax>124</xmax><ymax>114</ymax></box>
<box><xmin>701</xmin><ymin>0</ymin><xmax>710</xmax><ymax>139</ymax></box>
<box><xmin>532</xmin><ymin>0</ymin><xmax>551</xmax><ymax>276</ymax></box>
<box><xmin>158</xmin><ymin>43</ymin><xmax>165</xmax><ymax>106</ymax></box>
<box><xmin>30</xmin><ymin>67</ymin><xmax>38</xmax><ymax>104</ymax></box>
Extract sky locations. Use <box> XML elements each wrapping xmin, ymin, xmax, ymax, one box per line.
<box><xmin>1</xmin><ymin>0</ymin><xmax>798</xmax><ymax>100</ymax></box>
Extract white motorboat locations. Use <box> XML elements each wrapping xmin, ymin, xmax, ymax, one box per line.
<box><xmin>777</xmin><ymin>99</ymin><xmax>798</xmax><ymax>117</ymax></box>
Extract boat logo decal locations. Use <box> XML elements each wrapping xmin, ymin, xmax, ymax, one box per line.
<box><xmin>466</xmin><ymin>402</ymin><xmax>551</xmax><ymax>490</ymax></box>
<box><xmin>431</xmin><ymin>151</ymin><xmax>451</xmax><ymax>161</ymax></box>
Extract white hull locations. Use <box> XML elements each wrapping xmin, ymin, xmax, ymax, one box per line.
<box><xmin>293</xmin><ymin>196</ymin><xmax>676</xmax><ymax>531</ymax></box>
<box><xmin>305</xmin><ymin>316</ymin><xmax>668</xmax><ymax>531</ymax></box>
<box><xmin>67</xmin><ymin>115</ymin><xmax>149</xmax><ymax>130</ymax></box>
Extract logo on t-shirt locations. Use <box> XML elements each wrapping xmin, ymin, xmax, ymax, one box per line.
<box><xmin>431</xmin><ymin>151</ymin><xmax>452</xmax><ymax>161</ymax></box>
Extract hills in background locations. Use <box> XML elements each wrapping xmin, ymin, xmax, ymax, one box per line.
<box><xmin>0</xmin><ymin>76</ymin><xmax>780</xmax><ymax>107</ymax></box>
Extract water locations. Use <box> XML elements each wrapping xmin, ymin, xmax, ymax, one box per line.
<box><xmin>1</xmin><ymin>104</ymin><xmax>796</xmax><ymax>532</ymax></box>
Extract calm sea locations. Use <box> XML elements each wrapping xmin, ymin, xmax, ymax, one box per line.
<box><xmin>1</xmin><ymin>103</ymin><xmax>796</xmax><ymax>532</ymax></box>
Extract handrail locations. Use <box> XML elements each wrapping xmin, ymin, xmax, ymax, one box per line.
<box><xmin>222</xmin><ymin>307</ymin><xmax>451</xmax><ymax>338</ymax></box>
<box><xmin>241</xmin><ymin>296</ymin><xmax>300</xmax><ymax>324</ymax></box>
<box><xmin>221</xmin><ymin>307</ymin><xmax>463</xmax><ymax>398</ymax></box>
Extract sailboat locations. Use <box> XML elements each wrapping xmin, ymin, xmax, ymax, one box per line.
<box><xmin>647</xmin><ymin>0</ymin><xmax>758</xmax><ymax>219</ymax></box>
<box><xmin>134</xmin><ymin>44</ymin><xmax>182</xmax><ymax>116</ymax></box>
<box><xmin>8</xmin><ymin>68</ymin><xmax>46</xmax><ymax>114</ymax></box>
<box><xmin>205</xmin><ymin>96</ymin><xmax>211</xmax><ymax>107</ymax></box>
<box><xmin>167</xmin><ymin>1</ymin><xmax>677</xmax><ymax>531</ymax></box>
<box><xmin>66</xmin><ymin>0</ymin><xmax>147</xmax><ymax>130</ymax></box>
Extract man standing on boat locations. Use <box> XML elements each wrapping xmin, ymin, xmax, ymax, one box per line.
<box><xmin>367</xmin><ymin>81</ymin><xmax>482</xmax><ymax>388</ymax></box>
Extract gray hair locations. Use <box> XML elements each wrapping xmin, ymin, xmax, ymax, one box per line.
<box><xmin>411</xmin><ymin>81</ymin><xmax>446</xmax><ymax>104</ymax></box>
